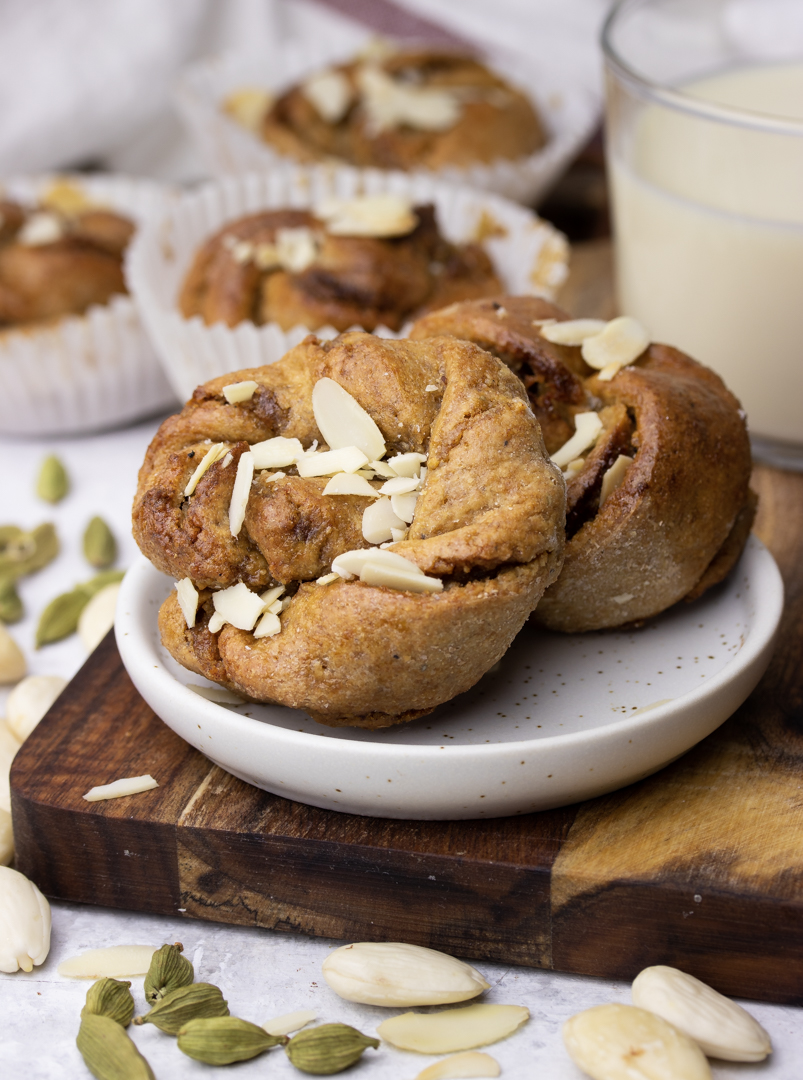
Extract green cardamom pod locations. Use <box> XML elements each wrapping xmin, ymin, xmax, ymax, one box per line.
<box><xmin>177</xmin><ymin>1016</ymin><xmax>284</xmax><ymax>1065</ymax></box>
<box><xmin>36</xmin><ymin>589</ymin><xmax>89</xmax><ymax>647</ymax></box>
<box><xmin>285</xmin><ymin>1023</ymin><xmax>380</xmax><ymax>1074</ymax></box>
<box><xmin>36</xmin><ymin>454</ymin><xmax>69</xmax><ymax>503</ymax></box>
<box><xmin>143</xmin><ymin>942</ymin><xmax>194</xmax><ymax>1005</ymax></box>
<box><xmin>35</xmin><ymin>570</ymin><xmax>126</xmax><ymax>647</ymax></box>
<box><xmin>84</xmin><ymin>516</ymin><xmax>117</xmax><ymax>569</ymax></box>
<box><xmin>81</xmin><ymin>978</ymin><xmax>135</xmax><ymax>1028</ymax></box>
<box><xmin>134</xmin><ymin>982</ymin><xmax>229</xmax><ymax>1035</ymax></box>
<box><xmin>0</xmin><ymin>575</ymin><xmax>22</xmax><ymax>624</ymax></box>
<box><xmin>76</xmin><ymin>1013</ymin><xmax>155</xmax><ymax>1080</ymax></box>
<box><xmin>0</xmin><ymin>522</ymin><xmax>59</xmax><ymax>579</ymax></box>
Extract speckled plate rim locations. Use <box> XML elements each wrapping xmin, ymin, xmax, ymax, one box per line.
<box><xmin>115</xmin><ymin>537</ymin><xmax>783</xmax><ymax>819</ymax></box>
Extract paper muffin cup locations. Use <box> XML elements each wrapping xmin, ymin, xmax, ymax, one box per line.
<box><xmin>126</xmin><ymin>165</ymin><xmax>570</xmax><ymax>402</ymax></box>
<box><xmin>175</xmin><ymin>36</ymin><xmax>601</xmax><ymax>206</ymax></box>
<box><xmin>0</xmin><ymin>174</ymin><xmax>178</xmax><ymax>437</ymax></box>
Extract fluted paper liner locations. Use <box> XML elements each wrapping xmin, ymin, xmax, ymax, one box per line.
<box><xmin>0</xmin><ymin>174</ymin><xmax>177</xmax><ymax>436</ymax></box>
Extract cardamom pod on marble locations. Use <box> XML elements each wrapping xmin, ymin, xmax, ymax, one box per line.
<box><xmin>144</xmin><ymin>942</ymin><xmax>193</xmax><ymax>1004</ymax></box>
<box><xmin>83</xmin><ymin>516</ymin><xmax>117</xmax><ymax>570</ymax></box>
<box><xmin>36</xmin><ymin>455</ymin><xmax>69</xmax><ymax>503</ymax></box>
<box><xmin>177</xmin><ymin>1015</ymin><xmax>284</xmax><ymax>1064</ymax></box>
<box><xmin>76</xmin><ymin>1013</ymin><xmax>155</xmax><ymax>1080</ymax></box>
<box><xmin>285</xmin><ymin>1023</ymin><xmax>380</xmax><ymax>1074</ymax></box>
<box><xmin>81</xmin><ymin>978</ymin><xmax>135</xmax><ymax>1027</ymax></box>
<box><xmin>135</xmin><ymin>981</ymin><xmax>229</xmax><ymax>1034</ymax></box>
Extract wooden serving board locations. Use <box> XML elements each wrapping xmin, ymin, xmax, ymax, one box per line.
<box><xmin>9</xmin><ymin>464</ymin><xmax>803</xmax><ymax>1005</ymax></box>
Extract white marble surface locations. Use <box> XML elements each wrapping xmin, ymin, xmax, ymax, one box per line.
<box><xmin>1</xmin><ymin>418</ymin><xmax>801</xmax><ymax>1078</ymax></box>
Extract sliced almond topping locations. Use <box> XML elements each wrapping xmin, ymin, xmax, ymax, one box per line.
<box><xmin>184</xmin><ymin>443</ymin><xmax>228</xmax><ymax>496</ymax></box>
<box><xmin>369</xmin><ymin>459</ymin><xmax>397</xmax><ymax>478</ymax></box>
<box><xmin>229</xmin><ymin>451</ymin><xmax>255</xmax><ymax>537</ymax></box>
<box><xmin>58</xmin><ymin>945</ymin><xmax>158</xmax><ymax>979</ymax></box>
<box><xmin>83</xmin><ymin>775</ymin><xmax>159</xmax><ymax>802</ymax></box>
<box><xmin>208</xmin><ymin>612</ymin><xmax>225</xmax><ymax>634</ymax></box>
<box><xmin>388</xmin><ymin>452</ymin><xmax>427</xmax><ymax>477</ymax></box>
<box><xmin>276</xmin><ymin>227</ymin><xmax>319</xmax><ymax>273</ymax></box>
<box><xmin>264</xmin><ymin>1008</ymin><xmax>317</xmax><ymax>1037</ymax></box>
<box><xmin>301</xmin><ymin>69</ymin><xmax>354</xmax><ymax>124</ymax></box>
<box><xmin>563</xmin><ymin>457</ymin><xmax>585</xmax><ymax>477</ymax></box>
<box><xmin>251</xmin><ymin>436</ymin><xmax>304</xmax><ymax>470</ymax></box>
<box><xmin>539</xmin><ymin>318</ymin><xmax>607</xmax><ymax>346</ymax></box>
<box><xmin>361</xmin><ymin>562</ymin><xmax>442</xmax><ymax>594</ymax></box>
<box><xmin>612</xmin><ymin>593</ymin><xmax>635</xmax><ymax>604</ymax></box>
<box><xmin>332</xmin><ymin>547</ymin><xmax>423</xmax><ymax>580</ymax></box>
<box><xmin>254</xmin><ymin>242</ymin><xmax>280</xmax><ymax>270</ymax></box>
<box><xmin>415</xmin><ymin>1052</ymin><xmax>501</xmax><ymax>1080</ymax></box>
<box><xmin>220</xmin><ymin>452</ymin><xmax>233</xmax><ymax>469</ymax></box>
<box><xmin>316</xmin><ymin>572</ymin><xmax>340</xmax><ymax>586</ymax></box>
<box><xmin>323</xmin><ymin>473</ymin><xmax>380</xmax><ymax>497</ymax></box>
<box><xmin>222</xmin><ymin>380</ymin><xmax>259</xmax><ymax>404</ymax></box>
<box><xmin>362</xmin><ymin>497</ymin><xmax>405</xmax><ymax>544</ymax></box>
<box><xmin>231</xmin><ymin>240</ymin><xmax>254</xmax><ymax>264</ymax></box>
<box><xmin>41</xmin><ymin>179</ymin><xmax>93</xmax><ymax>217</ymax></box>
<box><xmin>253</xmin><ymin>611</ymin><xmax>282</xmax><ymax>639</ymax></box>
<box><xmin>380</xmin><ymin>475</ymin><xmax>419</xmax><ymax>495</ymax></box>
<box><xmin>297</xmin><ymin>445</ymin><xmax>369</xmax><ymax>478</ymax></box>
<box><xmin>265</xmin><ymin>599</ymin><xmax>283</xmax><ymax>615</ymax></box>
<box><xmin>599</xmin><ymin>453</ymin><xmax>634</xmax><ymax>506</ymax></box>
<box><xmin>391</xmin><ymin>491</ymin><xmax>418</xmax><ymax>524</ymax></box>
<box><xmin>175</xmin><ymin>578</ymin><xmax>199</xmax><ymax>628</ymax></box>
<box><xmin>425</xmin><ymin>384</ymin><xmax>439</xmax><ymax>392</ymax></box>
<box><xmin>312</xmin><ymin>378</ymin><xmax>386</xmax><ymax>460</ymax></box>
<box><xmin>222</xmin><ymin>86</ymin><xmax>274</xmax><ymax>131</ymax></box>
<box><xmin>260</xmin><ymin>584</ymin><xmax>286</xmax><ymax>608</ymax></box>
<box><xmin>377</xmin><ymin>1003</ymin><xmax>529</xmax><ymax>1054</ymax></box>
<box><xmin>317</xmin><ymin>192</ymin><xmax>419</xmax><ymax>238</ymax></box>
<box><xmin>18</xmin><ymin>211</ymin><xmax>64</xmax><ymax>246</ymax></box>
<box><xmin>582</xmin><ymin>315</ymin><xmax>649</xmax><ymax>376</ymax></box>
<box><xmin>550</xmin><ymin>412</ymin><xmax>603</xmax><ymax>469</ymax></box>
<box><xmin>212</xmin><ymin>582</ymin><xmax>265</xmax><ymax>631</ymax></box>
<box><xmin>357</xmin><ymin>65</ymin><xmax>462</xmax><ymax>133</ymax></box>
<box><xmin>390</xmin><ymin>527</ymin><xmax>408</xmax><ymax>542</ymax></box>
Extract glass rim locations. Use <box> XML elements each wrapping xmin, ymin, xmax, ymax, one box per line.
<box><xmin>602</xmin><ymin>0</ymin><xmax>803</xmax><ymax>137</ymax></box>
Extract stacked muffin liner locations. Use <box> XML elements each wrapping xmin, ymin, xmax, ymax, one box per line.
<box><xmin>175</xmin><ymin>39</ymin><xmax>600</xmax><ymax>205</ymax></box>
<box><xmin>0</xmin><ymin>174</ymin><xmax>177</xmax><ymax>436</ymax></box>
<box><xmin>127</xmin><ymin>165</ymin><xmax>569</xmax><ymax>403</ymax></box>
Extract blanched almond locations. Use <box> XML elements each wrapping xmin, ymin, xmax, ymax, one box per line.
<box><xmin>251</xmin><ymin>437</ymin><xmax>304</xmax><ymax>470</ymax></box>
<box><xmin>0</xmin><ymin>866</ymin><xmax>51</xmax><ymax>973</ymax></box>
<box><xmin>323</xmin><ymin>942</ymin><xmax>488</xmax><ymax>1007</ymax></box>
<box><xmin>388</xmin><ymin>452</ymin><xmax>427</xmax><ymax>477</ymax></box>
<box><xmin>184</xmin><ymin>443</ymin><xmax>228</xmax><ymax>496</ymax></box>
<box><xmin>563</xmin><ymin>1003</ymin><xmax>710</xmax><ymax>1080</ymax></box>
<box><xmin>332</xmin><ymin>547</ymin><xmax>423</xmax><ymax>580</ymax></box>
<box><xmin>415</xmin><ymin>1052</ymin><xmax>500</xmax><ymax>1080</ymax></box>
<box><xmin>212</xmin><ymin>582</ymin><xmax>265</xmax><ymax>631</ymax></box>
<box><xmin>253</xmin><ymin>611</ymin><xmax>281</xmax><ymax>639</ymax></box>
<box><xmin>58</xmin><ymin>944</ymin><xmax>157</xmax><ymax>979</ymax></box>
<box><xmin>83</xmin><ymin>775</ymin><xmax>159</xmax><ymax>802</ymax></box>
<box><xmin>6</xmin><ymin>675</ymin><xmax>67</xmax><ymax>742</ymax></box>
<box><xmin>550</xmin><ymin>412</ymin><xmax>603</xmax><ymax>469</ymax></box>
<box><xmin>264</xmin><ymin>1008</ymin><xmax>317</xmax><ymax>1036</ymax></box>
<box><xmin>391</xmin><ymin>492</ymin><xmax>418</xmax><ymax>524</ymax></box>
<box><xmin>539</xmin><ymin>319</ymin><xmax>606</xmax><ymax>346</ymax></box>
<box><xmin>362</xmin><ymin>497</ymin><xmax>405</xmax><ymax>544</ymax></box>
<box><xmin>229</xmin><ymin>450</ymin><xmax>255</xmax><ymax>536</ymax></box>
<box><xmin>360</xmin><ymin>562</ymin><xmax>442</xmax><ymax>593</ymax></box>
<box><xmin>276</xmin><ymin>227</ymin><xmax>318</xmax><ymax>273</ymax></box>
<box><xmin>301</xmin><ymin>69</ymin><xmax>353</xmax><ymax>123</ymax></box>
<box><xmin>297</xmin><ymin>446</ymin><xmax>369</xmax><ymax>478</ymax></box>
<box><xmin>0</xmin><ymin>623</ymin><xmax>26</xmax><ymax>685</ymax></box>
<box><xmin>176</xmin><ymin>578</ymin><xmax>200</xmax><ymax>629</ymax></box>
<box><xmin>582</xmin><ymin>316</ymin><xmax>649</xmax><ymax>376</ymax></box>
<box><xmin>322</xmin><ymin>473</ymin><xmax>379</xmax><ymax>498</ymax></box>
<box><xmin>317</xmin><ymin>193</ymin><xmax>419</xmax><ymax>238</ymax></box>
<box><xmin>312</xmin><ymin>378</ymin><xmax>386</xmax><ymax>460</ymax></box>
<box><xmin>631</xmin><ymin>965</ymin><xmax>771</xmax><ymax>1062</ymax></box>
<box><xmin>380</xmin><ymin>476</ymin><xmax>419</xmax><ymax>495</ymax></box>
<box><xmin>222</xmin><ymin>380</ymin><xmax>259</xmax><ymax>404</ymax></box>
<box><xmin>78</xmin><ymin>582</ymin><xmax>121</xmax><ymax>654</ymax></box>
<box><xmin>377</xmin><ymin>1004</ymin><xmax>529</xmax><ymax>1053</ymax></box>
<box><xmin>599</xmin><ymin>454</ymin><xmax>634</xmax><ymax>507</ymax></box>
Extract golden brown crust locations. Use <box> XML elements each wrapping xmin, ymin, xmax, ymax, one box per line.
<box><xmin>178</xmin><ymin>205</ymin><xmax>501</xmax><ymax>333</ymax></box>
<box><xmin>260</xmin><ymin>50</ymin><xmax>545</xmax><ymax>170</ymax></box>
<box><xmin>410</xmin><ymin>295</ymin><xmax>754</xmax><ymax>631</ymax></box>
<box><xmin>136</xmin><ymin>331</ymin><xmax>565</xmax><ymax>726</ymax></box>
<box><xmin>0</xmin><ymin>201</ymin><xmax>133</xmax><ymax>326</ymax></box>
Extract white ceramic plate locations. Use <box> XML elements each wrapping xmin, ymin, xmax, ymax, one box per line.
<box><xmin>116</xmin><ymin>536</ymin><xmax>783</xmax><ymax>820</ymax></box>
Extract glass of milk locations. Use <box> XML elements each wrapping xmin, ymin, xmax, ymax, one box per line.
<box><xmin>603</xmin><ymin>0</ymin><xmax>803</xmax><ymax>468</ymax></box>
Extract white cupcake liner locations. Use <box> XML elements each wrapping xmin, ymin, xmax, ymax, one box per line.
<box><xmin>175</xmin><ymin>38</ymin><xmax>601</xmax><ymax>206</ymax></box>
<box><xmin>126</xmin><ymin>165</ymin><xmax>570</xmax><ymax>402</ymax></box>
<box><xmin>0</xmin><ymin>174</ymin><xmax>178</xmax><ymax>436</ymax></box>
